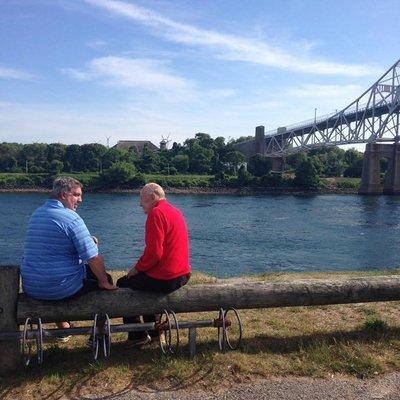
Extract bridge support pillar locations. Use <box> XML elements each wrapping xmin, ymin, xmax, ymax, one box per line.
<box><xmin>383</xmin><ymin>143</ymin><xmax>400</xmax><ymax>194</ymax></box>
<box><xmin>255</xmin><ymin>126</ymin><xmax>266</xmax><ymax>154</ymax></box>
<box><xmin>359</xmin><ymin>143</ymin><xmax>383</xmax><ymax>194</ymax></box>
<box><xmin>359</xmin><ymin>143</ymin><xmax>400</xmax><ymax>195</ymax></box>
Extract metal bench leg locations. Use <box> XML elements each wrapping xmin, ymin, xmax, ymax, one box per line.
<box><xmin>188</xmin><ymin>327</ymin><xmax>197</xmax><ymax>359</ymax></box>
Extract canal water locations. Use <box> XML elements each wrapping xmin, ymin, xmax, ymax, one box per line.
<box><xmin>1</xmin><ymin>192</ymin><xmax>400</xmax><ymax>277</ymax></box>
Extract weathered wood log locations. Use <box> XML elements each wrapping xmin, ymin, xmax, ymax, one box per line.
<box><xmin>0</xmin><ymin>266</ymin><xmax>20</xmax><ymax>374</ymax></box>
<box><xmin>17</xmin><ymin>275</ymin><xmax>400</xmax><ymax>323</ymax></box>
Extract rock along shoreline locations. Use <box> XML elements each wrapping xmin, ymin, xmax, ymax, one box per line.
<box><xmin>0</xmin><ymin>186</ymin><xmax>359</xmax><ymax>195</ymax></box>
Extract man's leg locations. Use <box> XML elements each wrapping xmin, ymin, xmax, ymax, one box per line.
<box><xmin>57</xmin><ymin>267</ymin><xmax>114</xmax><ymax>341</ymax></box>
<box><xmin>117</xmin><ymin>273</ymin><xmax>191</xmax><ymax>341</ymax></box>
<box><xmin>142</xmin><ymin>273</ymin><xmax>190</xmax><ymax>339</ymax></box>
<box><xmin>117</xmin><ymin>274</ymin><xmax>152</xmax><ymax>342</ymax></box>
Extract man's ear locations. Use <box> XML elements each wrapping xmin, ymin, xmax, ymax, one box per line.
<box><xmin>59</xmin><ymin>192</ymin><xmax>67</xmax><ymax>201</ymax></box>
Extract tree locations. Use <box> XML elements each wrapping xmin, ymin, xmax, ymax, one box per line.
<box><xmin>101</xmin><ymin>147</ymin><xmax>136</xmax><ymax>170</ymax></box>
<box><xmin>324</xmin><ymin>148</ymin><xmax>348</xmax><ymax>177</ymax></box>
<box><xmin>236</xmin><ymin>165</ymin><xmax>253</xmax><ymax>186</ymax></box>
<box><xmin>0</xmin><ymin>155</ymin><xmax>17</xmax><ymax>172</ymax></box>
<box><xmin>64</xmin><ymin>145</ymin><xmax>82</xmax><ymax>172</ymax></box>
<box><xmin>137</xmin><ymin>145</ymin><xmax>160</xmax><ymax>173</ymax></box>
<box><xmin>294</xmin><ymin>155</ymin><xmax>320</xmax><ymax>189</ymax></box>
<box><xmin>101</xmin><ymin>162</ymin><xmax>136</xmax><ymax>187</ymax></box>
<box><xmin>80</xmin><ymin>143</ymin><xmax>107</xmax><ymax>172</ymax></box>
<box><xmin>47</xmin><ymin>143</ymin><xmax>67</xmax><ymax>164</ymax></box>
<box><xmin>248</xmin><ymin>154</ymin><xmax>272</xmax><ymax>177</ymax></box>
<box><xmin>49</xmin><ymin>160</ymin><xmax>63</xmax><ymax>175</ymax></box>
<box><xmin>344</xmin><ymin>148</ymin><xmax>364</xmax><ymax>177</ymax></box>
<box><xmin>172</xmin><ymin>154</ymin><xmax>189</xmax><ymax>173</ymax></box>
<box><xmin>21</xmin><ymin>143</ymin><xmax>48</xmax><ymax>172</ymax></box>
<box><xmin>229</xmin><ymin>136</ymin><xmax>254</xmax><ymax>144</ymax></box>
<box><xmin>0</xmin><ymin>143</ymin><xmax>22</xmax><ymax>172</ymax></box>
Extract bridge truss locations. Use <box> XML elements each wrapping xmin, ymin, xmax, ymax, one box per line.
<box><xmin>265</xmin><ymin>59</ymin><xmax>400</xmax><ymax>157</ymax></box>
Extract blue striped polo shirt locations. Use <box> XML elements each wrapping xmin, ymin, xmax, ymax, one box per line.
<box><xmin>21</xmin><ymin>199</ymin><xmax>99</xmax><ymax>300</ymax></box>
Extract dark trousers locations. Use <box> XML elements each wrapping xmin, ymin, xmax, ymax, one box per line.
<box><xmin>117</xmin><ymin>272</ymin><xmax>190</xmax><ymax>340</ymax></box>
<box><xmin>66</xmin><ymin>267</ymin><xmax>113</xmax><ymax>300</ymax></box>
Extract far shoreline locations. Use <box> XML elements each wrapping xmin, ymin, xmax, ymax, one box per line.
<box><xmin>0</xmin><ymin>186</ymin><xmax>359</xmax><ymax>196</ymax></box>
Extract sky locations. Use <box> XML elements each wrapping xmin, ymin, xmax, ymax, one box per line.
<box><xmin>1</xmin><ymin>0</ymin><xmax>399</xmax><ymax>148</ymax></box>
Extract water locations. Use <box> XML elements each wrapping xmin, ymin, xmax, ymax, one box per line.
<box><xmin>1</xmin><ymin>193</ymin><xmax>400</xmax><ymax>277</ymax></box>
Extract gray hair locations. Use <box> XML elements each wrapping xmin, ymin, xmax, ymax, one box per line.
<box><xmin>52</xmin><ymin>177</ymin><xmax>82</xmax><ymax>198</ymax></box>
<box><xmin>141</xmin><ymin>182</ymin><xmax>166</xmax><ymax>199</ymax></box>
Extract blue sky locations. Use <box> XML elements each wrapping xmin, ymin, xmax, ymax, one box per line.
<box><xmin>1</xmin><ymin>0</ymin><xmax>399</xmax><ymax>147</ymax></box>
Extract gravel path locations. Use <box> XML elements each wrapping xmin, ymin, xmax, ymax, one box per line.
<box><xmin>110</xmin><ymin>373</ymin><xmax>400</xmax><ymax>400</ymax></box>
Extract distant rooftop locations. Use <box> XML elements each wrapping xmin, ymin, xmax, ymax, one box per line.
<box><xmin>114</xmin><ymin>140</ymin><xmax>159</xmax><ymax>152</ymax></box>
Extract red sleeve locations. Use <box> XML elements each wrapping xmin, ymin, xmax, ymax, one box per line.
<box><xmin>134</xmin><ymin>209</ymin><xmax>165</xmax><ymax>272</ymax></box>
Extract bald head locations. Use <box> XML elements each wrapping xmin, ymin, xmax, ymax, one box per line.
<box><xmin>141</xmin><ymin>183</ymin><xmax>165</xmax><ymax>199</ymax></box>
<box><xmin>139</xmin><ymin>183</ymin><xmax>166</xmax><ymax>214</ymax></box>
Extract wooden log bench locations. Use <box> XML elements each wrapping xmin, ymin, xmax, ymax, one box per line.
<box><xmin>2</xmin><ymin>265</ymin><xmax>400</xmax><ymax>374</ymax></box>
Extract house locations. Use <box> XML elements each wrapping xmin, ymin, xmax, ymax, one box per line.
<box><xmin>114</xmin><ymin>140</ymin><xmax>159</xmax><ymax>153</ymax></box>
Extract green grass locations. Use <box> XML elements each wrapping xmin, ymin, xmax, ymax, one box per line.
<box><xmin>0</xmin><ymin>172</ymin><xmax>215</xmax><ymax>190</ymax></box>
<box><xmin>2</xmin><ymin>269</ymin><xmax>400</xmax><ymax>399</ymax></box>
<box><xmin>320</xmin><ymin>177</ymin><xmax>360</xmax><ymax>190</ymax></box>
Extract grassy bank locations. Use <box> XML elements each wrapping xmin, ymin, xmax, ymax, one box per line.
<box><xmin>0</xmin><ymin>173</ymin><xmax>361</xmax><ymax>194</ymax></box>
<box><xmin>2</xmin><ymin>269</ymin><xmax>400</xmax><ymax>399</ymax></box>
<box><xmin>0</xmin><ymin>172</ymin><xmax>214</xmax><ymax>191</ymax></box>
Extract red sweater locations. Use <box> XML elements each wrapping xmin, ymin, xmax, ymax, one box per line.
<box><xmin>134</xmin><ymin>199</ymin><xmax>191</xmax><ymax>280</ymax></box>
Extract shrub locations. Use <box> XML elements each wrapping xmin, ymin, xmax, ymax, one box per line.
<box><xmin>128</xmin><ymin>173</ymin><xmax>146</xmax><ymax>189</ymax></box>
<box><xmin>336</xmin><ymin>179</ymin><xmax>359</xmax><ymax>189</ymax></box>
<box><xmin>100</xmin><ymin>162</ymin><xmax>136</xmax><ymax>187</ymax></box>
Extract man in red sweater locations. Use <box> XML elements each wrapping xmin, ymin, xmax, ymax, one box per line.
<box><xmin>117</xmin><ymin>183</ymin><xmax>191</xmax><ymax>345</ymax></box>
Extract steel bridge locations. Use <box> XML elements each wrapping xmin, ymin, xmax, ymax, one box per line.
<box><xmin>233</xmin><ymin>58</ymin><xmax>400</xmax><ymax>162</ymax></box>
<box><xmin>232</xmin><ymin>58</ymin><xmax>400</xmax><ymax>194</ymax></box>
<box><xmin>264</xmin><ymin>58</ymin><xmax>400</xmax><ymax>156</ymax></box>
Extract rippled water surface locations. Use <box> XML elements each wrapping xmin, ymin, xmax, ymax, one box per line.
<box><xmin>2</xmin><ymin>193</ymin><xmax>400</xmax><ymax>276</ymax></box>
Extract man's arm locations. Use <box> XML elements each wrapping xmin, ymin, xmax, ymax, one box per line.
<box><xmin>87</xmin><ymin>254</ymin><xmax>117</xmax><ymax>290</ymax></box>
<box><xmin>67</xmin><ymin>217</ymin><xmax>117</xmax><ymax>290</ymax></box>
<box><xmin>127</xmin><ymin>210</ymin><xmax>165</xmax><ymax>276</ymax></box>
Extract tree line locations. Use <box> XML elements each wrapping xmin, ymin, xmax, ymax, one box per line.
<box><xmin>0</xmin><ymin>133</ymin><xmax>367</xmax><ymax>190</ymax></box>
<box><xmin>0</xmin><ymin>133</ymin><xmax>244</xmax><ymax>175</ymax></box>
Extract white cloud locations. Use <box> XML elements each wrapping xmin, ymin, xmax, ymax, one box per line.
<box><xmin>286</xmin><ymin>84</ymin><xmax>363</xmax><ymax>100</ymax></box>
<box><xmin>87</xmin><ymin>39</ymin><xmax>108</xmax><ymax>49</ymax></box>
<box><xmin>84</xmin><ymin>0</ymin><xmax>379</xmax><ymax>77</ymax></box>
<box><xmin>62</xmin><ymin>56</ymin><xmax>192</xmax><ymax>91</ymax></box>
<box><xmin>0</xmin><ymin>65</ymin><xmax>34</xmax><ymax>80</ymax></box>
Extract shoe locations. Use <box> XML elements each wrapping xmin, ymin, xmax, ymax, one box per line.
<box><xmin>126</xmin><ymin>333</ymin><xmax>152</xmax><ymax>348</ymax></box>
<box><xmin>54</xmin><ymin>321</ymin><xmax>72</xmax><ymax>343</ymax></box>
<box><xmin>54</xmin><ymin>335</ymin><xmax>71</xmax><ymax>343</ymax></box>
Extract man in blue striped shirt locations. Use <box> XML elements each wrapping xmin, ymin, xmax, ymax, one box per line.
<box><xmin>21</xmin><ymin>177</ymin><xmax>117</xmax><ymax>330</ymax></box>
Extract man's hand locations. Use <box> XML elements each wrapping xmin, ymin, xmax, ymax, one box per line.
<box><xmin>98</xmin><ymin>280</ymin><xmax>118</xmax><ymax>290</ymax></box>
<box><xmin>127</xmin><ymin>267</ymin><xmax>138</xmax><ymax>278</ymax></box>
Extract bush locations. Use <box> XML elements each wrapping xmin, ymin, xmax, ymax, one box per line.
<box><xmin>212</xmin><ymin>171</ymin><xmax>229</xmax><ymax>187</ymax></box>
<box><xmin>260</xmin><ymin>172</ymin><xmax>293</xmax><ymax>188</ymax></box>
<box><xmin>236</xmin><ymin>167</ymin><xmax>254</xmax><ymax>186</ymax></box>
<box><xmin>294</xmin><ymin>156</ymin><xmax>321</xmax><ymax>189</ymax></box>
<box><xmin>336</xmin><ymin>179</ymin><xmax>359</xmax><ymax>189</ymax></box>
<box><xmin>127</xmin><ymin>173</ymin><xmax>146</xmax><ymax>189</ymax></box>
<box><xmin>172</xmin><ymin>154</ymin><xmax>189</xmax><ymax>173</ymax></box>
<box><xmin>100</xmin><ymin>162</ymin><xmax>136</xmax><ymax>187</ymax></box>
<box><xmin>49</xmin><ymin>160</ymin><xmax>63</xmax><ymax>175</ymax></box>
<box><xmin>0</xmin><ymin>173</ymin><xmax>53</xmax><ymax>189</ymax></box>
<box><xmin>248</xmin><ymin>154</ymin><xmax>272</xmax><ymax>177</ymax></box>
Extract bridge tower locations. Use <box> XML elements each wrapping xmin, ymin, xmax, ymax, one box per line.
<box><xmin>255</xmin><ymin>125</ymin><xmax>266</xmax><ymax>154</ymax></box>
<box><xmin>255</xmin><ymin>125</ymin><xmax>285</xmax><ymax>171</ymax></box>
<box><xmin>359</xmin><ymin>142</ymin><xmax>400</xmax><ymax>194</ymax></box>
